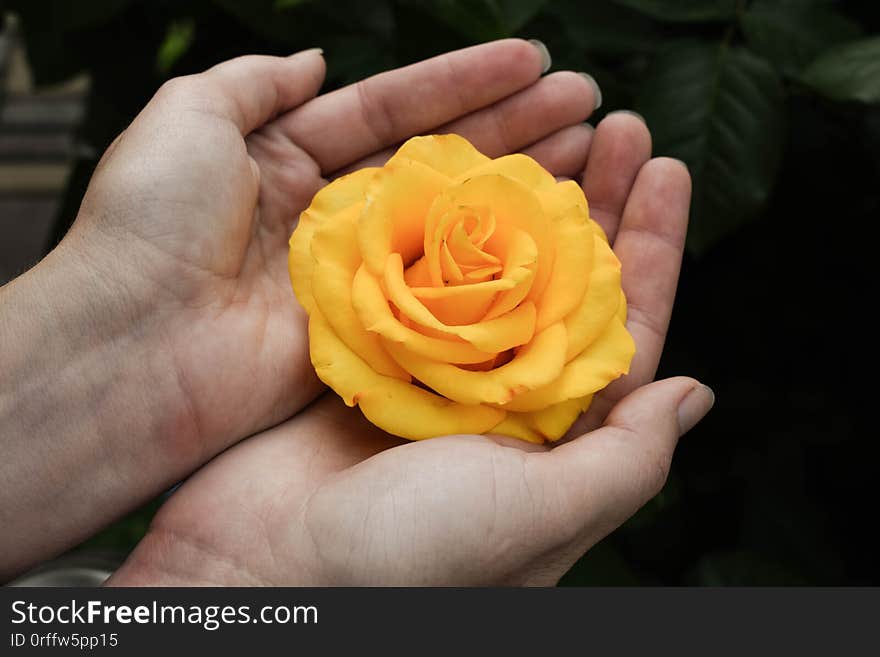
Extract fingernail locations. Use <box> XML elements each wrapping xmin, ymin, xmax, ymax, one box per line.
<box><xmin>528</xmin><ymin>39</ymin><xmax>552</xmax><ymax>73</ymax></box>
<box><xmin>293</xmin><ymin>47</ymin><xmax>324</xmax><ymax>57</ymax></box>
<box><xmin>607</xmin><ymin>109</ymin><xmax>646</xmax><ymax>124</ymax></box>
<box><xmin>677</xmin><ymin>384</ymin><xmax>714</xmax><ymax>435</ymax></box>
<box><xmin>578</xmin><ymin>72</ymin><xmax>602</xmax><ymax>111</ymax></box>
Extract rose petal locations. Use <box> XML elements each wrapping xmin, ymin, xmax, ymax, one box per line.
<box><xmin>498</xmin><ymin>317</ymin><xmax>635</xmax><ymax>412</ymax></box>
<box><xmin>382</xmin><ymin>322</ymin><xmax>567</xmax><ymax>405</ymax></box>
<box><xmin>485</xmin><ymin>416</ymin><xmax>544</xmax><ymax>444</ymax></box>
<box><xmin>309</xmin><ymin>309</ymin><xmax>504</xmax><ymax>439</ymax></box>
<box><xmin>311</xmin><ymin>206</ymin><xmax>410</xmax><ymax>380</ymax></box>
<box><xmin>535</xmin><ymin>179</ymin><xmax>590</xmax><ymax>222</ymax></box>
<box><xmin>409</xmin><ymin>276</ymin><xmax>520</xmax><ymax>298</ymax></box>
<box><xmin>358</xmin><ymin>160</ymin><xmax>450</xmax><ymax>276</ymax></box>
<box><xmin>351</xmin><ymin>264</ymin><xmax>497</xmax><ymax>365</ymax></box>
<box><xmin>490</xmin><ymin>395</ymin><xmax>593</xmax><ymax>443</ymax></box>
<box><xmin>534</xmin><ymin>204</ymin><xmax>595</xmax><ymax>333</ymax></box>
<box><xmin>424</xmin><ymin>174</ymin><xmax>554</xmax><ymax>301</ymax></box>
<box><xmin>422</xmin><ymin>223</ymin><xmax>537</xmax><ymax>324</ymax></box>
<box><xmin>446</xmin><ymin>220</ymin><xmax>500</xmax><ymax>268</ymax></box>
<box><xmin>563</xmin><ymin>229</ymin><xmax>623</xmax><ymax>361</ymax></box>
<box><xmin>288</xmin><ymin>167</ymin><xmax>378</xmax><ymax>312</ymax></box>
<box><xmin>406</xmin><ymin>252</ymin><xmax>497</xmax><ymax>326</ymax></box>
<box><xmin>383</xmin><ymin>253</ymin><xmax>537</xmax><ymax>352</ymax></box>
<box><xmin>386</xmin><ymin>134</ymin><xmax>490</xmax><ymax>178</ymax></box>
<box><xmin>454</xmin><ymin>153</ymin><xmax>557</xmax><ymax>192</ymax></box>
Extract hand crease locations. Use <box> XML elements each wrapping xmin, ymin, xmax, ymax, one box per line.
<box><xmin>355</xmin><ymin>78</ymin><xmax>396</xmax><ymax>150</ymax></box>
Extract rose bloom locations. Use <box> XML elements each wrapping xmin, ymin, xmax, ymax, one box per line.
<box><xmin>289</xmin><ymin>134</ymin><xmax>634</xmax><ymax>443</ymax></box>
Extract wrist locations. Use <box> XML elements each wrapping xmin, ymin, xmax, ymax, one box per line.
<box><xmin>0</xmin><ymin>233</ymin><xmax>198</xmax><ymax>580</ymax></box>
<box><xmin>107</xmin><ymin>528</ymin><xmax>273</xmax><ymax>587</ymax></box>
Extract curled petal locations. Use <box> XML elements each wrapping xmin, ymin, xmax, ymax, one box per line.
<box><xmin>482</xmin><ymin>225</ymin><xmax>539</xmax><ymax>320</ymax></box>
<box><xmin>455</xmin><ymin>153</ymin><xmax>557</xmax><ymax>192</ymax></box>
<box><xmin>289</xmin><ymin>167</ymin><xmax>378</xmax><ymax>312</ymax></box>
<box><xmin>410</xmin><ymin>277</ymin><xmax>520</xmax><ymax>298</ymax></box>
<box><xmin>384</xmin><ymin>253</ymin><xmax>537</xmax><ymax>353</ymax></box>
<box><xmin>534</xmin><ymin>204</ymin><xmax>595</xmax><ymax>333</ymax></box>
<box><xmin>498</xmin><ymin>318</ymin><xmax>635</xmax><ymax>412</ymax></box>
<box><xmin>386</xmin><ymin>133</ymin><xmax>490</xmax><ymax>177</ymax></box>
<box><xmin>358</xmin><ymin>160</ymin><xmax>451</xmax><ymax>276</ymax></box>
<box><xmin>564</xmin><ymin>231</ymin><xmax>623</xmax><ymax>361</ymax></box>
<box><xmin>311</xmin><ymin>206</ymin><xmax>409</xmax><ymax>380</ymax></box>
<box><xmin>411</xmin><ymin>227</ymin><xmax>536</xmax><ymax>325</ymax></box>
<box><xmin>309</xmin><ymin>310</ymin><xmax>504</xmax><ymax>439</ymax></box>
<box><xmin>424</xmin><ymin>174</ymin><xmax>554</xmax><ymax>300</ymax></box>
<box><xmin>446</xmin><ymin>220</ymin><xmax>500</xmax><ymax>268</ymax></box>
<box><xmin>535</xmin><ymin>179</ymin><xmax>590</xmax><ymax>221</ymax></box>
<box><xmin>383</xmin><ymin>322</ymin><xmax>567</xmax><ymax>405</ymax></box>
<box><xmin>485</xmin><ymin>416</ymin><xmax>544</xmax><ymax>444</ymax></box>
<box><xmin>491</xmin><ymin>395</ymin><xmax>593</xmax><ymax>443</ymax></box>
<box><xmin>528</xmin><ymin>395</ymin><xmax>594</xmax><ymax>442</ymax></box>
<box><xmin>351</xmin><ymin>265</ymin><xmax>496</xmax><ymax>365</ymax></box>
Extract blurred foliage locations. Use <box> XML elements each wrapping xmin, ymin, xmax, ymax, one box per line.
<box><xmin>1</xmin><ymin>0</ymin><xmax>877</xmax><ymax>585</ymax></box>
<box><xmin>2</xmin><ymin>0</ymin><xmax>877</xmax><ymax>252</ymax></box>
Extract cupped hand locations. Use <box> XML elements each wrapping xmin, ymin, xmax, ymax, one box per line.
<box><xmin>68</xmin><ymin>39</ymin><xmax>597</xmax><ymax>462</ymax></box>
<box><xmin>109</xmin><ymin>113</ymin><xmax>713</xmax><ymax>586</ymax></box>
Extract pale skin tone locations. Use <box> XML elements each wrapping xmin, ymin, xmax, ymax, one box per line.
<box><xmin>0</xmin><ymin>40</ymin><xmax>713</xmax><ymax>585</ymax></box>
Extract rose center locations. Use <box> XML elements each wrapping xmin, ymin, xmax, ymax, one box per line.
<box><xmin>430</xmin><ymin>205</ymin><xmax>502</xmax><ymax>286</ymax></box>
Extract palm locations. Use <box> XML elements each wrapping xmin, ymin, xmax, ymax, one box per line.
<box><xmin>137</xmin><ymin>395</ymin><xmax>554</xmax><ymax>585</ymax></box>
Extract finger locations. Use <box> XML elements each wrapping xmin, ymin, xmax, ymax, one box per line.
<box><xmin>433</xmin><ymin>71</ymin><xmax>598</xmax><ymax>159</ymax></box>
<box><xmin>279</xmin><ymin>39</ymin><xmax>550</xmax><ymax>172</ymax></box>
<box><xmin>582</xmin><ymin>111</ymin><xmax>652</xmax><ymax>242</ymax></box>
<box><xmin>567</xmin><ymin>156</ymin><xmax>691</xmax><ymax>435</ymax></box>
<box><xmin>336</xmin><ymin>119</ymin><xmax>594</xmax><ymax>179</ymax></box>
<box><xmin>520</xmin><ymin>123</ymin><xmax>594</xmax><ymax>179</ymax></box>
<box><xmin>258</xmin><ymin>393</ymin><xmax>407</xmax><ymax>472</ymax></box>
<box><xmin>613</xmin><ymin>157</ymin><xmax>691</xmax><ymax>385</ymax></box>
<box><xmin>194</xmin><ymin>51</ymin><xmax>326</xmax><ymax>135</ymax></box>
<box><xmin>535</xmin><ymin>378</ymin><xmax>713</xmax><ymax>550</ymax></box>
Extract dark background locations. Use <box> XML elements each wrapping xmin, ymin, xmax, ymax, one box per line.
<box><xmin>1</xmin><ymin>0</ymin><xmax>877</xmax><ymax>585</ymax></box>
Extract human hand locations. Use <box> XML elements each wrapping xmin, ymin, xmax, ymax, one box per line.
<box><xmin>71</xmin><ymin>39</ymin><xmax>606</xmax><ymax>452</ymax></box>
<box><xmin>0</xmin><ymin>40</ymin><xmax>600</xmax><ymax>578</ymax></box>
<box><xmin>109</xmin><ymin>114</ymin><xmax>713</xmax><ymax>586</ymax></box>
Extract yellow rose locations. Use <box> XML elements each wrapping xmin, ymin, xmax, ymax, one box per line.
<box><xmin>289</xmin><ymin>134</ymin><xmax>634</xmax><ymax>443</ymax></box>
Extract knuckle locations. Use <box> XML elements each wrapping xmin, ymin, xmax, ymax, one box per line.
<box><xmin>155</xmin><ymin>75</ymin><xmax>199</xmax><ymax>103</ymax></box>
<box><xmin>642</xmin><ymin>446</ymin><xmax>673</xmax><ymax>498</ymax></box>
<box><xmin>355</xmin><ymin>78</ymin><xmax>396</xmax><ymax>146</ymax></box>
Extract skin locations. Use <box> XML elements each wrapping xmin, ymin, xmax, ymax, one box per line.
<box><xmin>0</xmin><ymin>40</ymin><xmax>712</xmax><ymax>586</ymax></box>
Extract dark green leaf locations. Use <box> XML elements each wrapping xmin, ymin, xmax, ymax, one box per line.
<box><xmin>740</xmin><ymin>0</ymin><xmax>861</xmax><ymax>76</ymax></box>
<box><xmin>497</xmin><ymin>0</ymin><xmax>549</xmax><ymax>34</ymax></box>
<box><xmin>687</xmin><ymin>551</ymin><xmax>809</xmax><ymax>585</ymax></box>
<box><xmin>636</xmin><ymin>42</ymin><xmax>785</xmax><ymax>254</ymax></box>
<box><xmin>5</xmin><ymin>0</ymin><xmax>133</xmax><ymax>32</ymax></box>
<box><xmin>156</xmin><ymin>19</ymin><xmax>196</xmax><ymax>74</ymax></box>
<box><xmin>547</xmin><ymin>0</ymin><xmax>662</xmax><ymax>55</ymax></box>
<box><xmin>274</xmin><ymin>0</ymin><xmax>312</xmax><ymax>8</ymax></box>
<box><xmin>323</xmin><ymin>34</ymin><xmax>396</xmax><ymax>86</ymax></box>
<box><xmin>403</xmin><ymin>0</ymin><xmax>547</xmax><ymax>42</ymax></box>
<box><xmin>613</xmin><ymin>0</ymin><xmax>736</xmax><ymax>22</ymax></box>
<box><xmin>559</xmin><ymin>540</ymin><xmax>642</xmax><ymax>586</ymax></box>
<box><xmin>801</xmin><ymin>36</ymin><xmax>880</xmax><ymax>103</ymax></box>
<box><xmin>211</xmin><ymin>0</ymin><xmax>394</xmax><ymax>46</ymax></box>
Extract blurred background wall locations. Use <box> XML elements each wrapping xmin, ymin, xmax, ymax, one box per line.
<box><xmin>0</xmin><ymin>13</ymin><xmax>87</xmax><ymax>283</ymax></box>
<box><xmin>1</xmin><ymin>0</ymin><xmax>878</xmax><ymax>585</ymax></box>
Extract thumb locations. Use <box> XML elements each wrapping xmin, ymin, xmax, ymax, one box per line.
<box><xmin>535</xmin><ymin>377</ymin><xmax>714</xmax><ymax>542</ymax></box>
<box><xmin>161</xmin><ymin>50</ymin><xmax>326</xmax><ymax>136</ymax></box>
